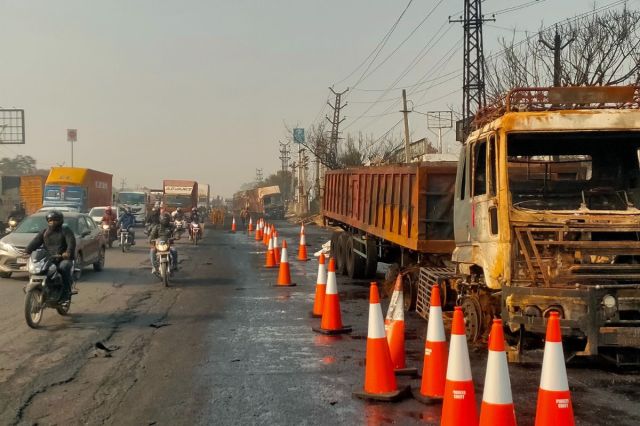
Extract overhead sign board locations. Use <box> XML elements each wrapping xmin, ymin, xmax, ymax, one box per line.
<box><xmin>0</xmin><ymin>109</ymin><xmax>25</xmax><ymax>144</ymax></box>
<box><xmin>67</xmin><ymin>129</ymin><xmax>77</xmax><ymax>142</ymax></box>
<box><xmin>293</xmin><ymin>128</ymin><xmax>305</xmax><ymax>144</ymax></box>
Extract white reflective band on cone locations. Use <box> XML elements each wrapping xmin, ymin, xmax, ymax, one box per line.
<box><xmin>386</xmin><ymin>291</ymin><xmax>404</xmax><ymax>322</ymax></box>
<box><xmin>300</xmin><ymin>233</ymin><xmax>306</xmax><ymax>245</ymax></box>
<box><xmin>280</xmin><ymin>248</ymin><xmax>288</xmax><ymax>263</ymax></box>
<box><xmin>482</xmin><ymin>350</ymin><xmax>513</xmax><ymax>404</ymax></box>
<box><xmin>446</xmin><ymin>334</ymin><xmax>472</xmax><ymax>381</ymax></box>
<box><xmin>426</xmin><ymin>306</ymin><xmax>446</xmax><ymax>342</ymax></box>
<box><xmin>368</xmin><ymin>303</ymin><xmax>386</xmax><ymax>339</ymax></box>
<box><xmin>317</xmin><ymin>264</ymin><xmax>327</xmax><ymax>284</ymax></box>
<box><xmin>325</xmin><ymin>271</ymin><xmax>337</xmax><ymax>295</ymax></box>
<box><xmin>540</xmin><ymin>342</ymin><xmax>569</xmax><ymax>391</ymax></box>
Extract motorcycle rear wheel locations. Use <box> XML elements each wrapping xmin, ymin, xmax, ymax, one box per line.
<box><xmin>56</xmin><ymin>299</ymin><xmax>70</xmax><ymax>316</ymax></box>
<box><xmin>25</xmin><ymin>289</ymin><xmax>44</xmax><ymax>328</ymax></box>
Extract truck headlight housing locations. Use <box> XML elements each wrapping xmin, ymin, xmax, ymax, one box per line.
<box><xmin>602</xmin><ymin>294</ymin><xmax>617</xmax><ymax>309</ymax></box>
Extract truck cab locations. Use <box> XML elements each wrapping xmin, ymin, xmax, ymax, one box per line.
<box><xmin>453</xmin><ymin>87</ymin><xmax>640</xmax><ymax>363</ymax></box>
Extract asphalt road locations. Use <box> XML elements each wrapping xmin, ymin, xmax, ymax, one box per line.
<box><xmin>0</xmin><ymin>220</ymin><xmax>638</xmax><ymax>425</ymax></box>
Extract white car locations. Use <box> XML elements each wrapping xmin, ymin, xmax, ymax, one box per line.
<box><xmin>88</xmin><ymin>206</ymin><xmax>120</xmax><ymax>225</ymax></box>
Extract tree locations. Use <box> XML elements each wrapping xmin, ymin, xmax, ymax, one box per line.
<box><xmin>0</xmin><ymin>155</ymin><xmax>38</xmax><ymax>175</ymax></box>
<box><xmin>485</xmin><ymin>7</ymin><xmax>640</xmax><ymax>99</ymax></box>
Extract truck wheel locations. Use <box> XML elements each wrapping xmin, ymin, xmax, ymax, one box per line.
<box><xmin>330</xmin><ymin>232</ymin><xmax>341</xmax><ymax>261</ymax></box>
<box><xmin>336</xmin><ymin>233</ymin><xmax>349</xmax><ymax>275</ymax></box>
<box><xmin>461</xmin><ymin>295</ymin><xmax>483</xmax><ymax>342</ymax></box>
<box><xmin>346</xmin><ymin>237</ymin><xmax>366</xmax><ymax>279</ymax></box>
<box><xmin>364</xmin><ymin>239</ymin><xmax>378</xmax><ymax>278</ymax></box>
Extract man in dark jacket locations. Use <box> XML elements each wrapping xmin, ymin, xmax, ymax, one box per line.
<box><xmin>148</xmin><ymin>213</ymin><xmax>178</xmax><ymax>273</ymax></box>
<box><xmin>25</xmin><ymin>210</ymin><xmax>76</xmax><ymax>303</ymax></box>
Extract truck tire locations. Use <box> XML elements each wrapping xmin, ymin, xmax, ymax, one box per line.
<box><xmin>330</xmin><ymin>232</ymin><xmax>341</xmax><ymax>262</ymax></box>
<box><xmin>336</xmin><ymin>233</ymin><xmax>349</xmax><ymax>275</ymax></box>
<box><xmin>346</xmin><ymin>237</ymin><xmax>366</xmax><ymax>279</ymax></box>
<box><xmin>364</xmin><ymin>239</ymin><xmax>378</xmax><ymax>278</ymax></box>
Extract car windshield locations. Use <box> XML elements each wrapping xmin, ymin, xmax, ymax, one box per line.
<box><xmin>15</xmin><ymin>216</ymin><xmax>79</xmax><ymax>234</ymax></box>
<box><xmin>90</xmin><ymin>208</ymin><xmax>105</xmax><ymax>217</ymax></box>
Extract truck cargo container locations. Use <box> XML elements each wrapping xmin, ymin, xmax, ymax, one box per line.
<box><xmin>162</xmin><ymin>180</ymin><xmax>197</xmax><ymax>213</ymax></box>
<box><xmin>198</xmin><ymin>184</ymin><xmax>211</xmax><ymax>210</ymax></box>
<box><xmin>42</xmin><ymin>167</ymin><xmax>112</xmax><ymax>212</ymax></box>
<box><xmin>233</xmin><ymin>185</ymin><xmax>284</xmax><ymax>219</ymax></box>
<box><xmin>19</xmin><ymin>175</ymin><xmax>45</xmax><ymax>215</ymax></box>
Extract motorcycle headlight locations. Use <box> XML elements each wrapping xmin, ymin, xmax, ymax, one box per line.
<box><xmin>102</xmin><ymin>224</ymin><xmax>110</xmax><ymax>230</ymax></box>
<box><xmin>156</xmin><ymin>242</ymin><xmax>169</xmax><ymax>251</ymax></box>
<box><xmin>28</xmin><ymin>258</ymin><xmax>47</xmax><ymax>274</ymax></box>
<box><xmin>8</xmin><ymin>219</ymin><xmax>17</xmax><ymax>227</ymax></box>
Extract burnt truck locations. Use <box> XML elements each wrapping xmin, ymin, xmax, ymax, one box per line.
<box><xmin>233</xmin><ymin>185</ymin><xmax>284</xmax><ymax>219</ymax></box>
<box><xmin>323</xmin><ymin>86</ymin><xmax>640</xmax><ymax>365</ymax></box>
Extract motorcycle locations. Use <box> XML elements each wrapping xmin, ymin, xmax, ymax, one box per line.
<box><xmin>102</xmin><ymin>222</ymin><xmax>116</xmax><ymax>248</ymax></box>
<box><xmin>189</xmin><ymin>221</ymin><xmax>201</xmax><ymax>245</ymax></box>
<box><xmin>119</xmin><ymin>227</ymin><xmax>133</xmax><ymax>252</ymax></box>
<box><xmin>174</xmin><ymin>219</ymin><xmax>185</xmax><ymax>239</ymax></box>
<box><xmin>5</xmin><ymin>217</ymin><xmax>18</xmax><ymax>234</ymax></box>
<box><xmin>152</xmin><ymin>238</ymin><xmax>174</xmax><ymax>287</ymax></box>
<box><xmin>23</xmin><ymin>250</ymin><xmax>73</xmax><ymax>328</ymax></box>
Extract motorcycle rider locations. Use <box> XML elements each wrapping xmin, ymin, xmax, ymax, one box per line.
<box><xmin>101</xmin><ymin>206</ymin><xmax>118</xmax><ymax>243</ymax></box>
<box><xmin>7</xmin><ymin>202</ymin><xmax>26</xmax><ymax>223</ymax></box>
<box><xmin>24</xmin><ymin>210</ymin><xmax>76</xmax><ymax>303</ymax></box>
<box><xmin>171</xmin><ymin>207</ymin><xmax>184</xmax><ymax>221</ymax></box>
<box><xmin>145</xmin><ymin>205</ymin><xmax>160</xmax><ymax>234</ymax></box>
<box><xmin>188</xmin><ymin>207</ymin><xmax>201</xmax><ymax>239</ymax></box>
<box><xmin>117</xmin><ymin>207</ymin><xmax>136</xmax><ymax>245</ymax></box>
<box><xmin>148</xmin><ymin>213</ymin><xmax>178</xmax><ymax>274</ymax></box>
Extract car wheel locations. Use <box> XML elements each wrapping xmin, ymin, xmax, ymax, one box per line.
<box><xmin>0</xmin><ymin>271</ymin><xmax>12</xmax><ymax>278</ymax></box>
<box><xmin>93</xmin><ymin>247</ymin><xmax>105</xmax><ymax>272</ymax></box>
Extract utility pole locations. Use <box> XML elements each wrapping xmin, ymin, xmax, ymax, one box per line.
<box><xmin>539</xmin><ymin>25</ymin><xmax>575</xmax><ymax>87</ymax></box>
<box><xmin>325</xmin><ymin>87</ymin><xmax>349</xmax><ymax>169</ymax></box>
<box><xmin>120</xmin><ymin>178</ymin><xmax>126</xmax><ymax>191</ymax></box>
<box><xmin>278</xmin><ymin>141</ymin><xmax>291</xmax><ymax>202</ymax></box>
<box><xmin>255</xmin><ymin>168</ymin><xmax>263</xmax><ymax>183</ymax></box>
<box><xmin>450</xmin><ymin>0</ymin><xmax>494</xmax><ymax>140</ymax></box>
<box><xmin>290</xmin><ymin>161</ymin><xmax>297</xmax><ymax>204</ymax></box>
<box><xmin>401</xmin><ymin>89</ymin><xmax>411</xmax><ymax>163</ymax></box>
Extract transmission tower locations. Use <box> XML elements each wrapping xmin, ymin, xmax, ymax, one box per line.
<box><xmin>325</xmin><ymin>87</ymin><xmax>348</xmax><ymax>169</ymax></box>
<box><xmin>255</xmin><ymin>168</ymin><xmax>263</xmax><ymax>182</ymax></box>
<box><xmin>450</xmin><ymin>0</ymin><xmax>494</xmax><ymax>140</ymax></box>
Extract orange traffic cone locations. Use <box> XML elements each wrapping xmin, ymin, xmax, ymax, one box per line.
<box><xmin>414</xmin><ymin>284</ymin><xmax>447</xmax><ymax>404</ymax></box>
<box><xmin>264</xmin><ymin>236</ymin><xmax>276</xmax><ymax>268</ymax></box>
<box><xmin>312</xmin><ymin>258</ymin><xmax>351</xmax><ymax>335</ymax></box>
<box><xmin>255</xmin><ymin>220</ymin><xmax>263</xmax><ymax>241</ymax></box>
<box><xmin>353</xmin><ymin>282</ymin><xmax>410</xmax><ymax>401</ymax></box>
<box><xmin>311</xmin><ymin>254</ymin><xmax>327</xmax><ymax>318</ymax></box>
<box><xmin>248</xmin><ymin>217</ymin><xmax>253</xmax><ymax>233</ymax></box>
<box><xmin>272</xmin><ymin>231</ymin><xmax>281</xmax><ymax>266</ymax></box>
<box><xmin>385</xmin><ymin>274</ymin><xmax>418</xmax><ymax>376</ymax></box>
<box><xmin>231</xmin><ymin>216</ymin><xmax>237</xmax><ymax>233</ymax></box>
<box><xmin>535</xmin><ymin>312</ymin><xmax>574</xmax><ymax>426</ymax></box>
<box><xmin>300</xmin><ymin>222</ymin><xmax>306</xmax><ymax>237</ymax></box>
<box><xmin>297</xmin><ymin>231</ymin><xmax>309</xmax><ymax>261</ymax></box>
<box><xmin>479</xmin><ymin>318</ymin><xmax>517</xmax><ymax>426</ymax></box>
<box><xmin>275</xmin><ymin>240</ymin><xmax>296</xmax><ymax>286</ymax></box>
<box><xmin>262</xmin><ymin>223</ymin><xmax>268</xmax><ymax>244</ymax></box>
<box><xmin>441</xmin><ymin>306</ymin><xmax>478</xmax><ymax>425</ymax></box>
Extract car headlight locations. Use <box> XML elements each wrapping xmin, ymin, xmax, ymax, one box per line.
<box><xmin>603</xmin><ymin>294</ymin><xmax>617</xmax><ymax>309</ymax></box>
<box><xmin>0</xmin><ymin>242</ymin><xmax>14</xmax><ymax>253</ymax></box>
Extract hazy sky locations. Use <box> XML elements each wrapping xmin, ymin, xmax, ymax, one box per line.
<box><xmin>0</xmin><ymin>0</ymin><xmax>634</xmax><ymax>197</ymax></box>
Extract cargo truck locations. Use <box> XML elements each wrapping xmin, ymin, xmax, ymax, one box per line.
<box><xmin>233</xmin><ymin>185</ymin><xmax>284</xmax><ymax>219</ymax></box>
<box><xmin>198</xmin><ymin>184</ymin><xmax>211</xmax><ymax>210</ymax></box>
<box><xmin>162</xmin><ymin>180</ymin><xmax>198</xmax><ymax>213</ymax></box>
<box><xmin>19</xmin><ymin>175</ymin><xmax>45</xmax><ymax>214</ymax></box>
<box><xmin>42</xmin><ymin>167</ymin><xmax>112</xmax><ymax>212</ymax></box>
<box><xmin>116</xmin><ymin>191</ymin><xmax>149</xmax><ymax>224</ymax></box>
<box><xmin>323</xmin><ymin>86</ymin><xmax>640</xmax><ymax>365</ymax></box>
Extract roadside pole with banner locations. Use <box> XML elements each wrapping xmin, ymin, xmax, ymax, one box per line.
<box><xmin>67</xmin><ymin>129</ymin><xmax>77</xmax><ymax>167</ymax></box>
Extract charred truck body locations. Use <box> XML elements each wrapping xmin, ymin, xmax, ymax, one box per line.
<box><xmin>323</xmin><ymin>87</ymin><xmax>640</xmax><ymax>365</ymax></box>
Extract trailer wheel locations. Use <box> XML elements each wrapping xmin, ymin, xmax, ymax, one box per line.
<box><xmin>346</xmin><ymin>237</ymin><xmax>366</xmax><ymax>279</ymax></box>
<box><xmin>364</xmin><ymin>239</ymin><xmax>378</xmax><ymax>278</ymax></box>
<box><xmin>336</xmin><ymin>233</ymin><xmax>349</xmax><ymax>275</ymax></box>
<box><xmin>330</xmin><ymin>232</ymin><xmax>341</xmax><ymax>262</ymax></box>
<box><xmin>460</xmin><ymin>295</ymin><xmax>483</xmax><ymax>342</ymax></box>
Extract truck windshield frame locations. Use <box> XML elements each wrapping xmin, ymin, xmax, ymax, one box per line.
<box><xmin>118</xmin><ymin>193</ymin><xmax>146</xmax><ymax>204</ymax></box>
<box><xmin>507</xmin><ymin>131</ymin><xmax>640</xmax><ymax>211</ymax></box>
<box><xmin>164</xmin><ymin>195</ymin><xmax>193</xmax><ymax>207</ymax></box>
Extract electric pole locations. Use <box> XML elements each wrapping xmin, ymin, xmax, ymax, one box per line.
<box><xmin>401</xmin><ymin>89</ymin><xmax>411</xmax><ymax>163</ymax></box>
<box><xmin>326</xmin><ymin>87</ymin><xmax>349</xmax><ymax>169</ymax></box>
<box><xmin>278</xmin><ymin>141</ymin><xmax>291</xmax><ymax>201</ymax></box>
<box><xmin>120</xmin><ymin>178</ymin><xmax>127</xmax><ymax>191</ymax></box>
<box><xmin>255</xmin><ymin>168</ymin><xmax>263</xmax><ymax>183</ymax></box>
<box><xmin>450</xmin><ymin>0</ymin><xmax>494</xmax><ymax>140</ymax></box>
<box><xmin>539</xmin><ymin>25</ymin><xmax>575</xmax><ymax>87</ymax></box>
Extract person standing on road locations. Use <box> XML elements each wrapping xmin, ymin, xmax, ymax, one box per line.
<box><xmin>148</xmin><ymin>214</ymin><xmax>178</xmax><ymax>274</ymax></box>
<box><xmin>24</xmin><ymin>210</ymin><xmax>76</xmax><ymax>303</ymax></box>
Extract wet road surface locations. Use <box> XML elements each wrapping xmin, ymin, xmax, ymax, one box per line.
<box><xmin>0</xmin><ymin>220</ymin><xmax>638</xmax><ymax>425</ymax></box>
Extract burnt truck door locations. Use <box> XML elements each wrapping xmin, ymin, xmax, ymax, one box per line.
<box><xmin>469</xmin><ymin>133</ymin><xmax>502</xmax><ymax>289</ymax></box>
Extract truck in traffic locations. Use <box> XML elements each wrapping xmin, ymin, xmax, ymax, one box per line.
<box><xmin>198</xmin><ymin>184</ymin><xmax>211</xmax><ymax>210</ymax></box>
<box><xmin>323</xmin><ymin>86</ymin><xmax>640</xmax><ymax>365</ymax></box>
<box><xmin>116</xmin><ymin>190</ymin><xmax>149</xmax><ymax>224</ymax></box>
<box><xmin>19</xmin><ymin>175</ymin><xmax>45</xmax><ymax>215</ymax></box>
<box><xmin>162</xmin><ymin>180</ymin><xmax>198</xmax><ymax>213</ymax></box>
<box><xmin>233</xmin><ymin>185</ymin><xmax>284</xmax><ymax>219</ymax></box>
<box><xmin>42</xmin><ymin>167</ymin><xmax>113</xmax><ymax>212</ymax></box>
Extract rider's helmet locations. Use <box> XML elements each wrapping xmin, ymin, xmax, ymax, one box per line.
<box><xmin>46</xmin><ymin>210</ymin><xmax>64</xmax><ymax>229</ymax></box>
<box><xmin>191</xmin><ymin>207</ymin><xmax>197</xmax><ymax>213</ymax></box>
<box><xmin>14</xmin><ymin>203</ymin><xmax>20</xmax><ymax>210</ymax></box>
<box><xmin>176</xmin><ymin>207</ymin><xmax>182</xmax><ymax>213</ymax></box>
<box><xmin>124</xmin><ymin>207</ymin><xmax>131</xmax><ymax>214</ymax></box>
